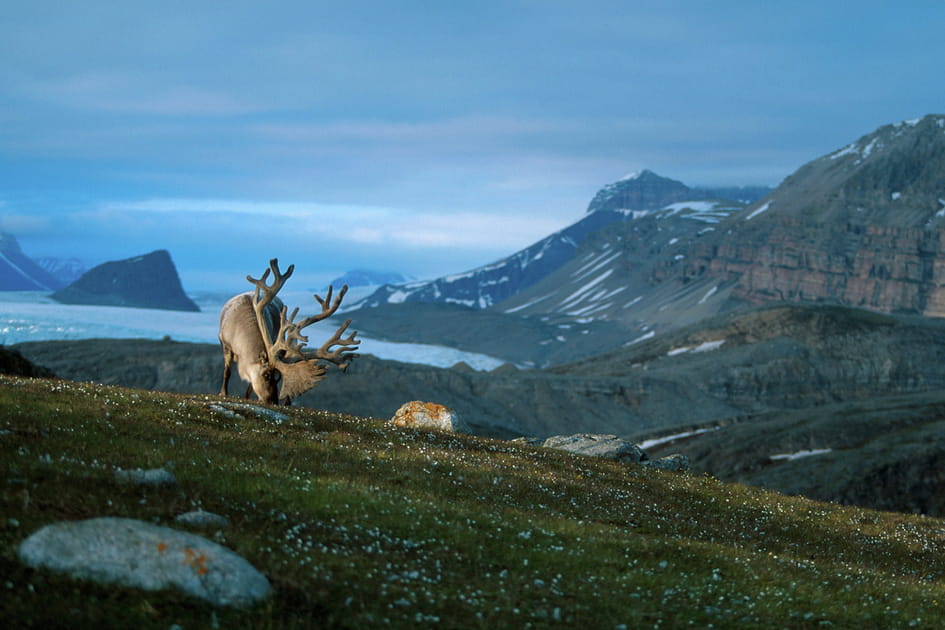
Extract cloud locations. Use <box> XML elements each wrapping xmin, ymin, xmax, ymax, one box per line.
<box><xmin>105</xmin><ymin>197</ymin><xmax>565</xmax><ymax>252</ymax></box>
<box><xmin>0</xmin><ymin>213</ymin><xmax>51</xmax><ymax>234</ymax></box>
<box><xmin>22</xmin><ymin>73</ymin><xmax>257</xmax><ymax>116</ymax></box>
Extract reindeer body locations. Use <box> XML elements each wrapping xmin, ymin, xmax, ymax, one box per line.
<box><xmin>217</xmin><ymin>259</ymin><xmax>359</xmax><ymax>405</ymax></box>
<box><xmin>218</xmin><ymin>292</ymin><xmax>284</xmax><ymax>403</ymax></box>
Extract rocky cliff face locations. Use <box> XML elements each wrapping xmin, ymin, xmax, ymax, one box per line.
<box><xmin>677</xmin><ymin>114</ymin><xmax>945</xmax><ymax>317</ymax></box>
<box><xmin>52</xmin><ymin>250</ymin><xmax>199</xmax><ymax>312</ymax></box>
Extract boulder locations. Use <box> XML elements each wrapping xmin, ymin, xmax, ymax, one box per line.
<box><xmin>18</xmin><ymin>517</ymin><xmax>270</xmax><ymax>607</ymax></box>
<box><xmin>541</xmin><ymin>434</ymin><xmax>646</xmax><ymax>463</ymax></box>
<box><xmin>390</xmin><ymin>401</ymin><xmax>469</xmax><ymax>433</ymax></box>
<box><xmin>176</xmin><ymin>510</ymin><xmax>231</xmax><ymax>529</ymax></box>
<box><xmin>641</xmin><ymin>453</ymin><xmax>691</xmax><ymax>472</ymax></box>
<box><xmin>114</xmin><ymin>467</ymin><xmax>177</xmax><ymax>487</ymax></box>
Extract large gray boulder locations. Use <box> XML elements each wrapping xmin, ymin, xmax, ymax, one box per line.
<box><xmin>541</xmin><ymin>434</ymin><xmax>647</xmax><ymax>463</ymax></box>
<box><xmin>18</xmin><ymin>517</ymin><xmax>270</xmax><ymax>607</ymax></box>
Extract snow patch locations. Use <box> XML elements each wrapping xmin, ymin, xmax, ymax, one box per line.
<box><xmin>387</xmin><ymin>290</ymin><xmax>409</xmax><ymax>304</ymax></box>
<box><xmin>745</xmin><ymin>201</ymin><xmax>771</xmax><ymax>220</ymax></box>
<box><xmin>891</xmin><ymin>192</ymin><xmax>901</xmax><ymax>201</ymax></box>
<box><xmin>639</xmin><ymin>427</ymin><xmax>720</xmax><ymax>450</ymax></box>
<box><xmin>693</xmin><ymin>340</ymin><xmax>726</xmax><ymax>353</ymax></box>
<box><xmin>829</xmin><ymin>143</ymin><xmax>858</xmax><ymax>160</ymax></box>
<box><xmin>770</xmin><ymin>449</ymin><xmax>832</xmax><ymax>461</ymax></box>
<box><xmin>698</xmin><ymin>285</ymin><xmax>718</xmax><ymax>305</ymax></box>
<box><xmin>667</xmin><ymin>339</ymin><xmax>726</xmax><ymax>356</ymax></box>
<box><xmin>504</xmin><ymin>294</ymin><xmax>550</xmax><ymax>314</ymax></box>
<box><xmin>626</xmin><ymin>331</ymin><xmax>655</xmax><ymax>345</ymax></box>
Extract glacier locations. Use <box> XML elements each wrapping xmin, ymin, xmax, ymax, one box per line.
<box><xmin>0</xmin><ymin>291</ymin><xmax>506</xmax><ymax>371</ymax></box>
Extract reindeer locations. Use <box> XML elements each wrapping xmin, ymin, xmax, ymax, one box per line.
<box><xmin>218</xmin><ymin>258</ymin><xmax>360</xmax><ymax>404</ymax></box>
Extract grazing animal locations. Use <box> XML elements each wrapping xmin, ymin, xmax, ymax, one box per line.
<box><xmin>218</xmin><ymin>258</ymin><xmax>359</xmax><ymax>404</ymax></box>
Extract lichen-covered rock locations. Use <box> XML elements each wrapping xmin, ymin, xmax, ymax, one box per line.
<box><xmin>390</xmin><ymin>401</ymin><xmax>469</xmax><ymax>433</ymax></box>
<box><xmin>541</xmin><ymin>434</ymin><xmax>646</xmax><ymax>463</ymax></box>
<box><xmin>18</xmin><ymin>517</ymin><xmax>270</xmax><ymax>607</ymax></box>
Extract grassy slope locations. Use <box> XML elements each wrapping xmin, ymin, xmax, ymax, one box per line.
<box><xmin>2</xmin><ymin>376</ymin><xmax>944</xmax><ymax>629</ymax></box>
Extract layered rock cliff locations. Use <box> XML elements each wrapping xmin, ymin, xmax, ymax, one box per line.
<box><xmin>677</xmin><ymin>114</ymin><xmax>945</xmax><ymax>317</ymax></box>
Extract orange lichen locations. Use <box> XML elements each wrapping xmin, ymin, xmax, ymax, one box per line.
<box><xmin>181</xmin><ymin>547</ymin><xmax>210</xmax><ymax>576</ymax></box>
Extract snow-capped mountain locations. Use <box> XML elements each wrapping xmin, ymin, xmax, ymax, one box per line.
<box><xmin>357</xmin><ymin>170</ymin><xmax>754</xmax><ymax>311</ymax></box>
<box><xmin>495</xmin><ymin>198</ymin><xmax>745</xmax><ymax>331</ymax></box>
<box><xmin>34</xmin><ymin>257</ymin><xmax>87</xmax><ymax>285</ymax></box>
<box><xmin>348</xmin><ymin>114</ymin><xmax>945</xmax><ymax>364</ymax></box>
<box><xmin>328</xmin><ymin>269</ymin><xmax>412</xmax><ymax>289</ymax></box>
<box><xmin>0</xmin><ymin>232</ymin><xmax>65</xmax><ymax>291</ymax></box>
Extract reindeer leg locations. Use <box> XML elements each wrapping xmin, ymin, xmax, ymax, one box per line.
<box><xmin>244</xmin><ymin>384</ymin><xmax>253</xmax><ymax>399</ymax></box>
<box><xmin>220</xmin><ymin>345</ymin><xmax>234</xmax><ymax>397</ymax></box>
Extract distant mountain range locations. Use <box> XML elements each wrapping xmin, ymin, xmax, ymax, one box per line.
<box><xmin>34</xmin><ymin>256</ymin><xmax>87</xmax><ymax>285</ymax></box>
<box><xmin>348</xmin><ymin>114</ymin><xmax>945</xmax><ymax>365</ymax></box>
<box><xmin>0</xmin><ymin>232</ymin><xmax>65</xmax><ymax>291</ymax></box>
<box><xmin>328</xmin><ymin>269</ymin><xmax>412</xmax><ymax>289</ymax></box>
<box><xmin>356</xmin><ymin>170</ymin><xmax>767</xmax><ymax>312</ymax></box>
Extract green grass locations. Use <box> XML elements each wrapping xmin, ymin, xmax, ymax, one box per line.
<box><xmin>2</xmin><ymin>375</ymin><xmax>945</xmax><ymax>629</ymax></box>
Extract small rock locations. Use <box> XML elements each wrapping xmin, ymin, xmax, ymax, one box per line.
<box><xmin>390</xmin><ymin>401</ymin><xmax>470</xmax><ymax>433</ymax></box>
<box><xmin>209</xmin><ymin>402</ymin><xmax>289</xmax><ymax>424</ymax></box>
<box><xmin>641</xmin><ymin>453</ymin><xmax>690</xmax><ymax>472</ymax></box>
<box><xmin>114</xmin><ymin>467</ymin><xmax>177</xmax><ymax>487</ymax></box>
<box><xmin>18</xmin><ymin>517</ymin><xmax>270</xmax><ymax>607</ymax></box>
<box><xmin>175</xmin><ymin>510</ymin><xmax>230</xmax><ymax>529</ymax></box>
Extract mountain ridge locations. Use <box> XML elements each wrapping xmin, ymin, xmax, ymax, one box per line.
<box><xmin>0</xmin><ymin>232</ymin><xmax>66</xmax><ymax>291</ymax></box>
<box><xmin>52</xmin><ymin>249</ymin><xmax>199</xmax><ymax>312</ymax></box>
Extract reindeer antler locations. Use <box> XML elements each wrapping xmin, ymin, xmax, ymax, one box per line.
<box><xmin>315</xmin><ymin>318</ymin><xmax>360</xmax><ymax>370</ymax></box>
<box><xmin>245</xmin><ymin>260</ymin><xmax>360</xmax><ymax>401</ymax></box>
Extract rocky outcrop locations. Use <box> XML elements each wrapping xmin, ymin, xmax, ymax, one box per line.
<box><xmin>52</xmin><ymin>249</ymin><xmax>199</xmax><ymax>312</ymax></box>
<box><xmin>586</xmin><ymin>170</ymin><xmax>694</xmax><ymax>213</ymax></box>
<box><xmin>680</xmin><ymin>218</ymin><xmax>945</xmax><ymax>316</ymax></box>
<box><xmin>390</xmin><ymin>401</ymin><xmax>470</xmax><ymax>433</ymax></box>
<box><xmin>18</xmin><ymin>517</ymin><xmax>271</xmax><ymax>607</ymax></box>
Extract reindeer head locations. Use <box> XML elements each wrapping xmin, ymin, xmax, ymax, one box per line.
<box><xmin>247</xmin><ymin>259</ymin><xmax>360</xmax><ymax>403</ymax></box>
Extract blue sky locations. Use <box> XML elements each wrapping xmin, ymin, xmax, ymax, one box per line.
<box><xmin>2</xmin><ymin>1</ymin><xmax>944</xmax><ymax>291</ymax></box>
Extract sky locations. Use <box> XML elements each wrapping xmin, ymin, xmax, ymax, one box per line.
<box><xmin>1</xmin><ymin>1</ymin><xmax>944</xmax><ymax>291</ymax></box>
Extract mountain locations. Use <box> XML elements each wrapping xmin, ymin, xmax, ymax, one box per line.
<box><xmin>51</xmin><ymin>249</ymin><xmax>200</xmax><ymax>312</ymax></box>
<box><xmin>677</xmin><ymin>114</ymin><xmax>945</xmax><ymax>317</ymax></box>
<box><xmin>347</xmin><ymin>115</ymin><xmax>945</xmax><ymax>365</ymax></box>
<box><xmin>505</xmin><ymin>114</ymin><xmax>945</xmax><ymax>333</ymax></box>
<box><xmin>328</xmin><ymin>269</ymin><xmax>411</xmax><ymax>288</ymax></box>
<box><xmin>357</xmin><ymin>170</ymin><xmax>755</xmax><ymax>312</ymax></box>
<box><xmin>34</xmin><ymin>256</ymin><xmax>87</xmax><ymax>285</ymax></box>
<box><xmin>0</xmin><ymin>232</ymin><xmax>66</xmax><ymax>291</ymax></box>
<box><xmin>585</xmin><ymin>168</ymin><xmax>769</xmax><ymax>214</ymax></box>
<box><xmin>356</xmin><ymin>209</ymin><xmax>626</xmax><ymax>309</ymax></box>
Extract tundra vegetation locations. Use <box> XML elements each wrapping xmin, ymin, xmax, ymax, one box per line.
<box><xmin>2</xmin><ymin>375</ymin><xmax>945</xmax><ymax>629</ymax></box>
